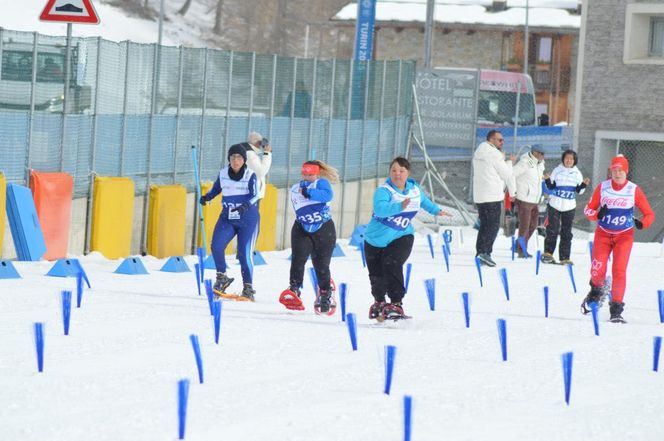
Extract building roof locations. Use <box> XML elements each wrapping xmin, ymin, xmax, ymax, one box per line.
<box><xmin>333</xmin><ymin>0</ymin><xmax>581</xmax><ymax>30</ymax></box>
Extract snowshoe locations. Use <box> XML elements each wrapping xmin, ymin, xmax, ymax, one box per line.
<box><xmin>376</xmin><ymin>303</ymin><xmax>411</xmax><ymax>322</ymax></box>
<box><xmin>581</xmin><ymin>277</ymin><xmax>612</xmax><ymax>314</ymax></box>
<box><xmin>540</xmin><ymin>252</ymin><xmax>556</xmax><ymax>264</ymax></box>
<box><xmin>368</xmin><ymin>301</ymin><xmax>386</xmax><ymax>320</ymax></box>
<box><xmin>558</xmin><ymin>259</ymin><xmax>574</xmax><ymax>265</ymax></box>
<box><xmin>279</xmin><ymin>288</ymin><xmax>304</xmax><ymax>311</ymax></box>
<box><xmin>238</xmin><ymin>283</ymin><xmax>256</xmax><ymax>302</ymax></box>
<box><xmin>213</xmin><ymin>290</ymin><xmax>243</xmax><ymax>301</ymax></box>
<box><xmin>314</xmin><ymin>287</ymin><xmax>336</xmax><ymax>316</ymax></box>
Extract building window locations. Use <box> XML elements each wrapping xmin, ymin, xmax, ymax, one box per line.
<box><xmin>537</xmin><ymin>37</ymin><xmax>553</xmax><ymax>63</ymax></box>
<box><xmin>650</xmin><ymin>17</ymin><xmax>664</xmax><ymax>57</ymax></box>
<box><xmin>624</xmin><ymin>3</ymin><xmax>664</xmax><ymax>64</ymax></box>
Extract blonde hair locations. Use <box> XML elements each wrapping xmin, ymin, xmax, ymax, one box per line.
<box><xmin>305</xmin><ymin>160</ymin><xmax>339</xmax><ymax>184</ymax></box>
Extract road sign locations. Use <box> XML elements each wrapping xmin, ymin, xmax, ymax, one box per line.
<box><xmin>40</xmin><ymin>0</ymin><xmax>100</xmax><ymax>24</ymax></box>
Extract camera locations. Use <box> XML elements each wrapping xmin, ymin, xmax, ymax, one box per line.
<box><xmin>261</xmin><ymin>138</ymin><xmax>269</xmax><ymax>147</ymax></box>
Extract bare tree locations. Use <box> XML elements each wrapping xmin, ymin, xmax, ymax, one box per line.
<box><xmin>178</xmin><ymin>0</ymin><xmax>194</xmax><ymax>16</ymax></box>
<box><xmin>213</xmin><ymin>0</ymin><xmax>224</xmax><ymax>35</ymax></box>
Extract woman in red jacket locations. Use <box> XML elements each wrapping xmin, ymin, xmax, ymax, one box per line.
<box><xmin>582</xmin><ymin>155</ymin><xmax>655</xmax><ymax>323</ymax></box>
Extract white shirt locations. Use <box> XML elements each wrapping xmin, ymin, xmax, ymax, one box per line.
<box><xmin>245</xmin><ymin>143</ymin><xmax>272</xmax><ymax>199</ymax></box>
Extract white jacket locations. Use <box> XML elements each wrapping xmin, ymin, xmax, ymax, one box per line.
<box><xmin>472</xmin><ymin>141</ymin><xmax>516</xmax><ymax>203</ymax></box>
<box><xmin>513</xmin><ymin>152</ymin><xmax>545</xmax><ymax>204</ymax></box>
<box><xmin>245</xmin><ymin>143</ymin><xmax>272</xmax><ymax>199</ymax></box>
<box><xmin>547</xmin><ymin>164</ymin><xmax>586</xmax><ymax>212</ymax></box>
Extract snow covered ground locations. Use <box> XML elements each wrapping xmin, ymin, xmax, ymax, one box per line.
<box><xmin>1</xmin><ymin>227</ymin><xmax>664</xmax><ymax>441</ymax></box>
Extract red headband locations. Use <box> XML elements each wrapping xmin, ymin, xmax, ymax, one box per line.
<box><xmin>301</xmin><ymin>164</ymin><xmax>320</xmax><ymax>175</ymax></box>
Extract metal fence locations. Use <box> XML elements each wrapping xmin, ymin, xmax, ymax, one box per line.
<box><xmin>0</xmin><ymin>28</ymin><xmax>415</xmax><ymax>250</ymax></box>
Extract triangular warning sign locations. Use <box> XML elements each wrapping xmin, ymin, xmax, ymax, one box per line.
<box><xmin>40</xmin><ymin>0</ymin><xmax>100</xmax><ymax>24</ymax></box>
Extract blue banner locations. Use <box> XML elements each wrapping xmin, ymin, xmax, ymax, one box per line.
<box><xmin>354</xmin><ymin>0</ymin><xmax>376</xmax><ymax>61</ymax></box>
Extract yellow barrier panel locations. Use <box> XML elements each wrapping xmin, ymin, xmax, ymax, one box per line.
<box><xmin>0</xmin><ymin>174</ymin><xmax>5</xmax><ymax>254</ymax></box>
<box><xmin>256</xmin><ymin>184</ymin><xmax>277</xmax><ymax>251</ymax></box>
<box><xmin>147</xmin><ymin>185</ymin><xmax>187</xmax><ymax>258</ymax></box>
<box><xmin>90</xmin><ymin>177</ymin><xmax>134</xmax><ymax>259</ymax></box>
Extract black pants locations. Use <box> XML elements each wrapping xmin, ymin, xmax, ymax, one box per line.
<box><xmin>365</xmin><ymin>235</ymin><xmax>414</xmax><ymax>304</ymax></box>
<box><xmin>544</xmin><ymin>206</ymin><xmax>575</xmax><ymax>261</ymax></box>
<box><xmin>475</xmin><ymin>201</ymin><xmax>502</xmax><ymax>255</ymax></box>
<box><xmin>290</xmin><ymin>220</ymin><xmax>336</xmax><ymax>291</ymax></box>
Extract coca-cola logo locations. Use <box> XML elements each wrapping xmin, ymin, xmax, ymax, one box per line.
<box><xmin>601</xmin><ymin>197</ymin><xmax>630</xmax><ymax>207</ymax></box>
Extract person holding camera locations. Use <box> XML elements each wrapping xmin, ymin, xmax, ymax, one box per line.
<box><xmin>582</xmin><ymin>154</ymin><xmax>655</xmax><ymax>323</ymax></box>
<box><xmin>244</xmin><ymin>132</ymin><xmax>272</xmax><ymax>202</ymax></box>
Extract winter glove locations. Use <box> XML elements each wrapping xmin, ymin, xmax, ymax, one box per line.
<box><xmin>199</xmin><ymin>194</ymin><xmax>210</xmax><ymax>206</ymax></box>
<box><xmin>299</xmin><ymin>181</ymin><xmax>310</xmax><ymax>199</ymax></box>
<box><xmin>232</xmin><ymin>202</ymin><xmax>251</xmax><ymax>215</ymax></box>
<box><xmin>597</xmin><ymin>204</ymin><xmax>608</xmax><ymax>220</ymax></box>
<box><xmin>634</xmin><ymin>218</ymin><xmax>643</xmax><ymax>230</ymax></box>
<box><xmin>544</xmin><ymin>178</ymin><xmax>556</xmax><ymax>190</ymax></box>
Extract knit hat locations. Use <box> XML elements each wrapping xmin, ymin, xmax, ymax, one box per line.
<box><xmin>227</xmin><ymin>143</ymin><xmax>247</xmax><ymax>162</ymax></box>
<box><xmin>531</xmin><ymin>144</ymin><xmax>545</xmax><ymax>154</ymax></box>
<box><xmin>610</xmin><ymin>154</ymin><xmax>629</xmax><ymax>173</ymax></box>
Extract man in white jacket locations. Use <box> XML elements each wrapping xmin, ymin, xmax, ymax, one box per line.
<box><xmin>512</xmin><ymin>145</ymin><xmax>549</xmax><ymax>257</ymax></box>
<box><xmin>472</xmin><ymin>130</ymin><xmax>516</xmax><ymax>267</ymax></box>
<box><xmin>244</xmin><ymin>132</ymin><xmax>272</xmax><ymax>201</ymax></box>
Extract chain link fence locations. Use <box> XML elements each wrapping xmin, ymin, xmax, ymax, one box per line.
<box><xmin>0</xmin><ymin>28</ymin><xmax>415</xmax><ymax>250</ymax></box>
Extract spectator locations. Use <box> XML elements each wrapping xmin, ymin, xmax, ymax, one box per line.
<box><xmin>39</xmin><ymin>57</ymin><xmax>63</xmax><ymax>81</ymax></box>
<box><xmin>281</xmin><ymin>80</ymin><xmax>312</xmax><ymax>118</ymax></box>
<box><xmin>472</xmin><ymin>130</ymin><xmax>516</xmax><ymax>267</ymax></box>
<box><xmin>512</xmin><ymin>145</ymin><xmax>548</xmax><ymax>257</ymax></box>
<box><xmin>243</xmin><ymin>132</ymin><xmax>271</xmax><ymax>202</ymax></box>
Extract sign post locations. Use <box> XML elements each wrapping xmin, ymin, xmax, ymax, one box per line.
<box><xmin>39</xmin><ymin>0</ymin><xmax>100</xmax><ymax>170</ymax></box>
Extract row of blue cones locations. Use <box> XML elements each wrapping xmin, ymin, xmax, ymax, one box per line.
<box><xmin>0</xmin><ymin>243</ymin><xmax>349</xmax><ymax>279</ymax></box>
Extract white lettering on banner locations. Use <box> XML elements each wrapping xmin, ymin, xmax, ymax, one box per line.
<box><xmin>416</xmin><ymin>77</ymin><xmax>452</xmax><ymax>91</ymax></box>
<box><xmin>601</xmin><ymin>197</ymin><xmax>630</xmax><ymax>208</ymax></box>
<box><xmin>417</xmin><ymin>95</ymin><xmax>474</xmax><ymax>107</ymax></box>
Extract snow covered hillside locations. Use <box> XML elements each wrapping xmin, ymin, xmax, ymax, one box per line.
<box><xmin>1</xmin><ymin>227</ymin><xmax>663</xmax><ymax>440</ymax></box>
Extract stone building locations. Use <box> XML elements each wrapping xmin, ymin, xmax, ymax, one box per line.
<box><xmin>573</xmin><ymin>0</ymin><xmax>664</xmax><ymax>241</ymax></box>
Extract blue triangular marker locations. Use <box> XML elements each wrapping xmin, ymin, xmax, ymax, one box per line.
<box><xmin>332</xmin><ymin>243</ymin><xmax>345</xmax><ymax>257</ymax></box>
<box><xmin>114</xmin><ymin>257</ymin><xmax>149</xmax><ymax>275</ymax></box>
<box><xmin>46</xmin><ymin>258</ymin><xmax>91</xmax><ymax>288</ymax></box>
<box><xmin>252</xmin><ymin>251</ymin><xmax>267</xmax><ymax>265</ymax></box>
<box><xmin>160</xmin><ymin>256</ymin><xmax>191</xmax><ymax>273</ymax></box>
<box><xmin>0</xmin><ymin>260</ymin><xmax>21</xmax><ymax>279</ymax></box>
<box><xmin>204</xmin><ymin>254</ymin><xmax>216</xmax><ymax>269</ymax></box>
<box><xmin>349</xmin><ymin>224</ymin><xmax>367</xmax><ymax>247</ymax></box>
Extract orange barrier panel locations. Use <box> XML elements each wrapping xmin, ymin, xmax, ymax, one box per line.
<box><xmin>0</xmin><ymin>173</ymin><xmax>5</xmax><ymax>254</ymax></box>
<box><xmin>29</xmin><ymin>171</ymin><xmax>73</xmax><ymax>261</ymax></box>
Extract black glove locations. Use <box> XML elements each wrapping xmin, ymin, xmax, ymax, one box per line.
<box><xmin>232</xmin><ymin>202</ymin><xmax>251</xmax><ymax>215</ymax></box>
<box><xmin>634</xmin><ymin>218</ymin><xmax>643</xmax><ymax>230</ymax></box>
<box><xmin>544</xmin><ymin>178</ymin><xmax>556</xmax><ymax>190</ymax></box>
<box><xmin>199</xmin><ymin>195</ymin><xmax>209</xmax><ymax>206</ymax></box>
<box><xmin>597</xmin><ymin>204</ymin><xmax>608</xmax><ymax>220</ymax></box>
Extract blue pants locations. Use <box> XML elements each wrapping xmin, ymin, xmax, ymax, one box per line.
<box><xmin>211</xmin><ymin>216</ymin><xmax>259</xmax><ymax>284</ymax></box>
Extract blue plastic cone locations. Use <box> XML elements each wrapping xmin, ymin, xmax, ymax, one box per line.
<box><xmin>518</xmin><ymin>236</ymin><xmax>530</xmax><ymax>258</ymax></box>
<box><xmin>427</xmin><ymin>234</ymin><xmax>434</xmax><ymax>259</ymax></box>
<box><xmin>511</xmin><ymin>236</ymin><xmax>516</xmax><ymax>261</ymax></box>
<box><xmin>462</xmin><ymin>292</ymin><xmax>470</xmax><ymax>328</ymax></box>
<box><xmin>340</xmin><ymin>283</ymin><xmax>348</xmax><ymax>322</ymax></box>
<box><xmin>204</xmin><ymin>279</ymin><xmax>214</xmax><ymax>316</ymax></box>
<box><xmin>76</xmin><ymin>271</ymin><xmax>84</xmax><ymax>308</ymax></box>
<box><xmin>346</xmin><ymin>313</ymin><xmax>358</xmax><ymax>351</ymax></box>
<box><xmin>360</xmin><ymin>242</ymin><xmax>366</xmax><ymax>268</ymax></box>
<box><xmin>384</xmin><ymin>345</ymin><xmax>397</xmax><ymax>395</ymax></box>
<box><xmin>252</xmin><ymin>251</ymin><xmax>267</xmax><ymax>265</ymax></box>
<box><xmin>562</xmin><ymin>352</ymin><xmax>573</xmax><ymax>405</ymax></box>
<box><xmin>178</xmin><ymin>379</ymin><xmax>190</xmax><ymax>439</ymax></box>
<box><xmin>403</xmin><ymin>395</ymin><xmax>413</xmax><ymax>441</ymax></box>
<box><xmin>34</xmin><ymin>322</ymin><xmax>45</xmax><ymax>373</ymax></box>
<box><xmin>588</xmin><ymin>241</ymin><xmax>594</xmax><ymax>264</ymax></box>
<box><xmin>204</xmin><ymin>254</ymin><xmax>216</xmax><ymax>269</ymax></box>
<box><xmin>47</xmin><ymin>258</ymin><xmax>91</xmax><ymax>288</ymax></box>
<box><xmin>658</xmin><ymin>290</ymin><xmax>664</xmax><ymax>323</ymax></box>
<box><xmin>442</xmin><ymin>244</ymin><xmax>450</xmax><ymax>273</ymax></box>
<box><xmin>536</xmin><ymin>250</ymin><xmax>541</xmax><ymax>275</ymax></box>
<box><xmin>424</xmin><ymin>278</ymin><xmax>436</xmax><ymax>311</ymax></box>
<box><xmin>114</xmin><ymin>257</ymin><xmax>149</xmax><ymax>275</ymax></box>
<box><xmin>194</xmin><ymin>263</ymin><xmax>201</xmax><ymax>296</ymax></box>
<box><xmin>499</xmin><ymin>268</ymin><xmax>509</xmax><ymax>301</ymax></box>
<box><xmin>61</xmin><ymin>290</ymin><xmax>72</xmax><ymax>336</ymax></box>
<box><xmin>543</xmin><ymin>286</ymin><xmax>549</xmax><ymax>318</ymax></box>
<box><xmin>160</xmin><ymin>256</ymin><xmax>191</xmax><ymax>273</ymax></box>
<box><xmin>404</xmin><ymin>263</ymin><xmax>412</xmax><ymax>293</ymax></box>
<box><xmin>497</xmin><ymin>319</ymin><xmax>507</xmax><ymax>361</ymax></box>
<box><xmin>591</xmin><ymin>302</ymin><xmax>600</xmax><ymax>336</ymax></box>
<box><xmin>567</xmin><ymin>264</ymin><xmax>577</xmax><ymax>293</ymax></box>
<box><xmin>212</xmin><ymin>300</ymin><xmax>222</xmax><ymax>344</ymax></box>
<box><xmin>0</xmin><ymin>260</ymin><xmax>21</xmax><ymax>279</ymax></box>
<box><xmin>653</xmin><ymin>336</ymin><xmax>662</xmax><ymax>372</ymax></box>
<box><xmin>332</xmin><ymin>243</ymin><xmax>345</xmax><ymax>257</ymax></box>
<box><xmin>190</xmin><ymin>335</ymin><xmax>204</xmax><ymax>384</ymax></box>
<box><xmin>196</xmin><ymin>247</ymin><xmax>205</xmax><ymax>281</ymax></box>
<box><xmin>474</xmin><ymin>256</ymin><xmax>483</xmax><ymax>288</ymax></box>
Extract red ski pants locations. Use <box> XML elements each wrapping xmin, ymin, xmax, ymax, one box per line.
<box><xmin>590</xmin><ymin>228</ymin><xmax>634</xmax><ymax>303</ymax></box>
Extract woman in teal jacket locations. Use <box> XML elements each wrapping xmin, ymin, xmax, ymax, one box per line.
<box><xmin>364</xmin><ymin>157</ymin><xmax>449</xmax><ymax>320</ymax></box>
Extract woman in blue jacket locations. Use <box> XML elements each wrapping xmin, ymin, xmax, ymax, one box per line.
<box><xmin>365</xmin><ymin>157</ymin><xmax>450</xmax><ymax>320</ymax></box>
<box><xmin>279</xmin><ymin>160</ymin><xmax>339</xmax><ymax>315</ymax></box>
<box><xmin>199</xmin><ymin>144</ymin><xmax>260</xmax><ymax>301</ymax></box>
